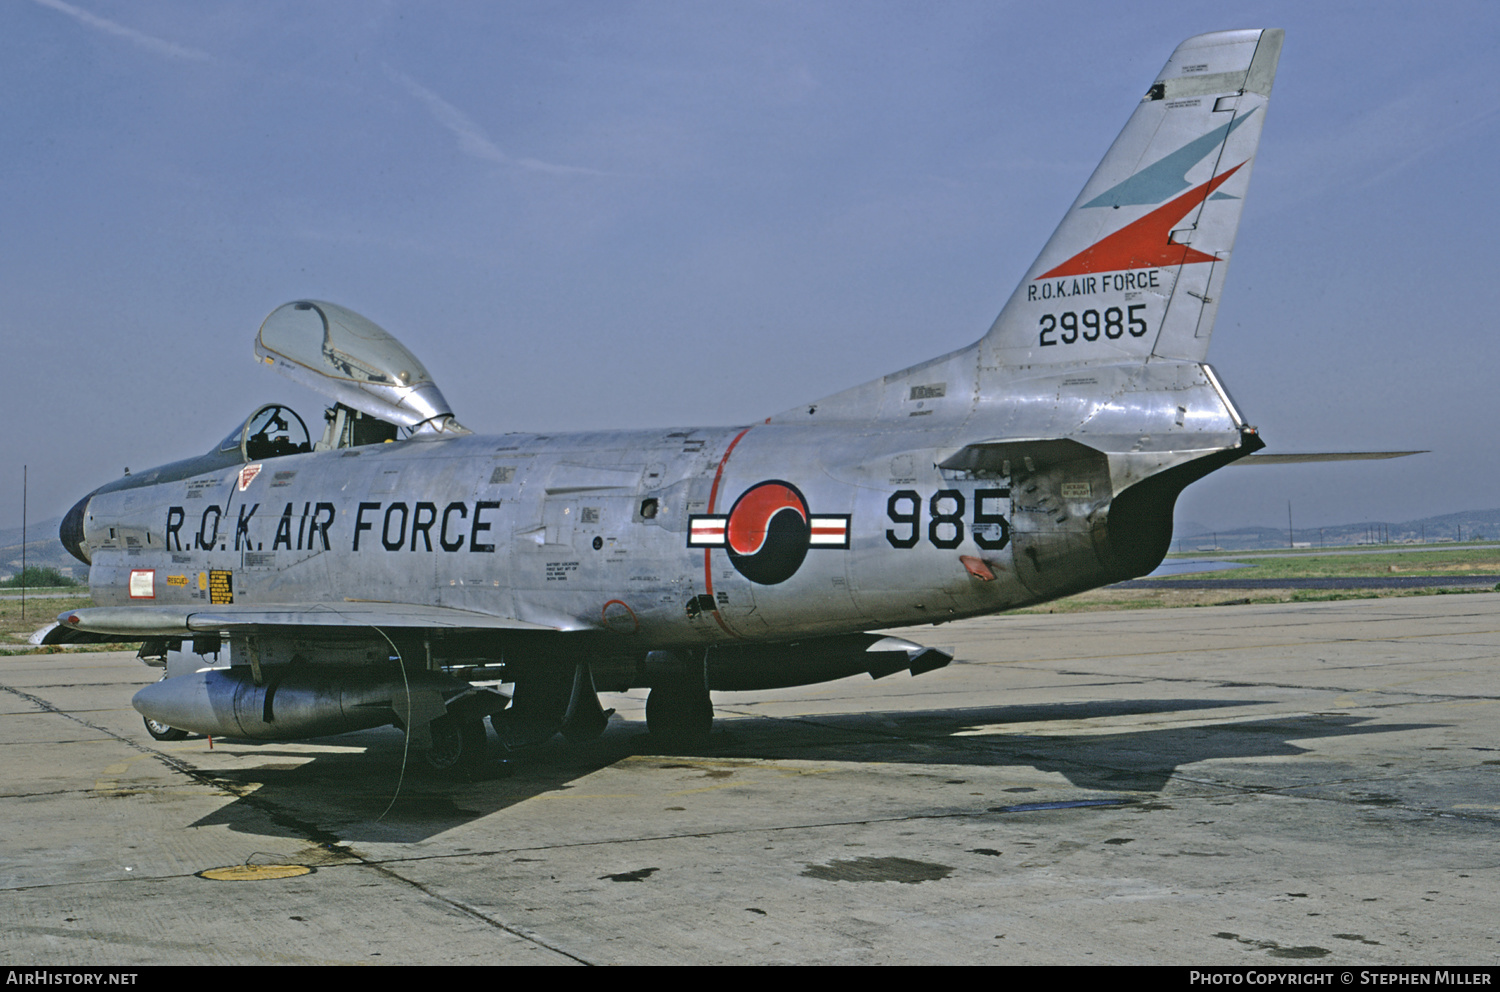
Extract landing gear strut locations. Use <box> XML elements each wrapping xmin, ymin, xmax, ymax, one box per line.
<box><xmin>560</xmin><ymin>663</ymin><xmax>614</xmax><ymax>743</ymax></box>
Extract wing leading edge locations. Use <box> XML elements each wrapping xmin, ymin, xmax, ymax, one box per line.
<box><xmin>54</xmin><ymin>602</ymin><xmax>564</xmax><ymax>639</ymax></box>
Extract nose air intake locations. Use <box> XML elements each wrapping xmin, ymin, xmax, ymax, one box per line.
<box><xmin>60</xmin><ymin>492</ymin><xmax>92</xmax><ymax>565</ymax></box>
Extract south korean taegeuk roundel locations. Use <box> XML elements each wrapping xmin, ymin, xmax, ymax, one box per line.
<box><xmin>725</xmin><ymin>481</ymin><xmax>811</xmax><ymax>585</ymax></box>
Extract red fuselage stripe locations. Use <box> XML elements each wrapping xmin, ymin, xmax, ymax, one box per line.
<box><xmin>704</xmin><ymin>427</ymin><xmax>753</xmax><ymax>637</ymax></box>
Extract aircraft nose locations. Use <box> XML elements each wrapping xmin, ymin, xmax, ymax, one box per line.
<box><xmin>60</xmin><ymin>491</ymin><xmax>93</xmax><ymax>565</ymax></box>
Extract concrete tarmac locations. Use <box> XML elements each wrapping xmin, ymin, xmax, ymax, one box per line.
<box><xmin>3</xmin><ymin>593</ymin><xmax>1498</xmax><ymax>966</ymax></box>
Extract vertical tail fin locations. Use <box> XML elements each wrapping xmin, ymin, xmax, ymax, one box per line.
<box><xmin>981</xmin><ymin>29</ymin><xmax>1283</xmax><ymax>368</ymax></box>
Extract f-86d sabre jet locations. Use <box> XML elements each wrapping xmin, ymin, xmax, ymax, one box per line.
<box><xmin>56</xmin><ymin>29</ymin><xmax>1296</xmax><ymax>771</ymax></box>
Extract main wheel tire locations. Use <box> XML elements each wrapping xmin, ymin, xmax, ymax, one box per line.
<box><xmin>646</xmin><ymin>684</ymin><xmax>713</xmax><ymax>745</ymax></box>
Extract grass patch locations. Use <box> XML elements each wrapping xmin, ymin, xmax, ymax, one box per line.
<box><xmin>0</xmin><ymin>595</ymin><xmax>109</xmax><ymax>652</ymax></box>
<box><xmin>1015</xmin><ymin>545</ymin><xmax>1500</xmax><ymax>615</ymax></box>
<box><xmin>1156</xmin><ymin>547</ymin><xmax>1500</xmax><ymax>581</ymax></box>
<box><xmin>1011</xmin><ymin>587</ymin><xmax>1498</xmax><ymax>614</ymax></box>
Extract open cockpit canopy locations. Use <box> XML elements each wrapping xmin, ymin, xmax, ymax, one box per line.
<box><xmin>255</xmin><ymin>301</ymin><xmax>467</xmax><ymax>436</ymax></box>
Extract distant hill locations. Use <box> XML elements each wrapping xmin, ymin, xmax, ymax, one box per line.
<box><xmin>1175</xmin><ymin>508</ymin><xmax>1500</xmax><ymax>551</ymax></box>
<box><xmin>0</xmin><ymin>516</ymin><xmax>81</xmax><ymax>582</ymax></box>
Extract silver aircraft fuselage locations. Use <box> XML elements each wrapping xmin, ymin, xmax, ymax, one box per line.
<box><xmin>75</xmin><ymin>354</ymin><xmax>1253</xmax><ymax>646</ymax></box>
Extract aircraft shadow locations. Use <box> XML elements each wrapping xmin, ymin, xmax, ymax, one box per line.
<box><xmin>184</xmin><ymin>696</ymin><xmax>1439</xmax><ymax>844</ymax></box>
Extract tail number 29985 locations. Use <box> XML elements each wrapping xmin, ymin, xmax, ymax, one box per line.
<box><xmin>1039</xmin><ymin>305</ymin><xmax>1147</xmax><ymax>346</ymax></box>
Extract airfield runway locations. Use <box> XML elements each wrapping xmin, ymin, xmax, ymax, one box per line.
<box><xmin>3</xmin><ymin>594</ymin><xmax>1499</xmax><ymax>966</ymax></box>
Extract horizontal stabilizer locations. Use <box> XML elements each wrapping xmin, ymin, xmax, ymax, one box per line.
<box><xmin>1231</xmin><ymin>451</ymin><xmax>1427</xmax><ymax>465</ymax></box>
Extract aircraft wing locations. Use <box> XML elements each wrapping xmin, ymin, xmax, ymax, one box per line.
<box><xmin>52</xmin><ymin>602</ymin><xmax>565</xmax><ymax>639</ymax></box>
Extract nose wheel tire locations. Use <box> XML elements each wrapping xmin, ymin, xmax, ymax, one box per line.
<box><xmin>422</xmin><ymin>715</ymin><xmax>487</xmax><ymax>776</ymax></box>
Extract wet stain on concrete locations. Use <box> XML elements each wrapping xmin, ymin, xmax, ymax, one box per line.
<box><xmin>1269</xmin><ymin>946</ymin><xmax>1331</xmax><ymax>959</ymax></box>
<box><xmin>1214</xmin><ymin>932</ymin><xmax>1330</xmax><ymax>959</ymax></box>
<box><xmin>600</xmin><ymin>867</ymin><xmax>659</xmax><ymax>882</ymax></box>
<box><xmin>287</xmin><ymin>843</ymin><xmax>359</xmax><ymax>867</ymax></box>
<box><xmin>1354</xmin><ymin>793</ymin><xmax>1403</xmax><ymax>806</ymax></box>
<box><xmin>801</xmin><ymin>856</ymin><xmax>954</xmax><ymax>884</ymax></box>
<box><xmin>988</xmin><ymin>798</ymin><xmax>1126</xmax><ymax>814</ymax></box>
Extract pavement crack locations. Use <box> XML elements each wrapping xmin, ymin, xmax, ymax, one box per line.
<box><xmin>1</xmin><ymin>682</ymin><xmax>226</xmax><ymax>789</ymax></box>
<box><xmin>351</xmin><ymin>859</ymin><xmax>598</xmax><ymax>964</ymax></box>
<box><xmin>0</xmin><ymin>681</ymin><xmax>596</xmax><ymax>966</ymax></box>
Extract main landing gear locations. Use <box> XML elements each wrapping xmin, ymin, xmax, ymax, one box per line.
<box><xmin>645</xmin><ymin>681</ymin><xmax>713</xmax><ymax>746</ymax></box>
<box><xmin>493</xmin><ymin>662</ymin><xmax>615</xmax><ymax>750</ymax></box>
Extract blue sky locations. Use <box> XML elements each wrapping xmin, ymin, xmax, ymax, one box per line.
<box><xmin>4</xmin><ymin>1</ymin><xmax>1497</xmax><ymax>534</ymax></box>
